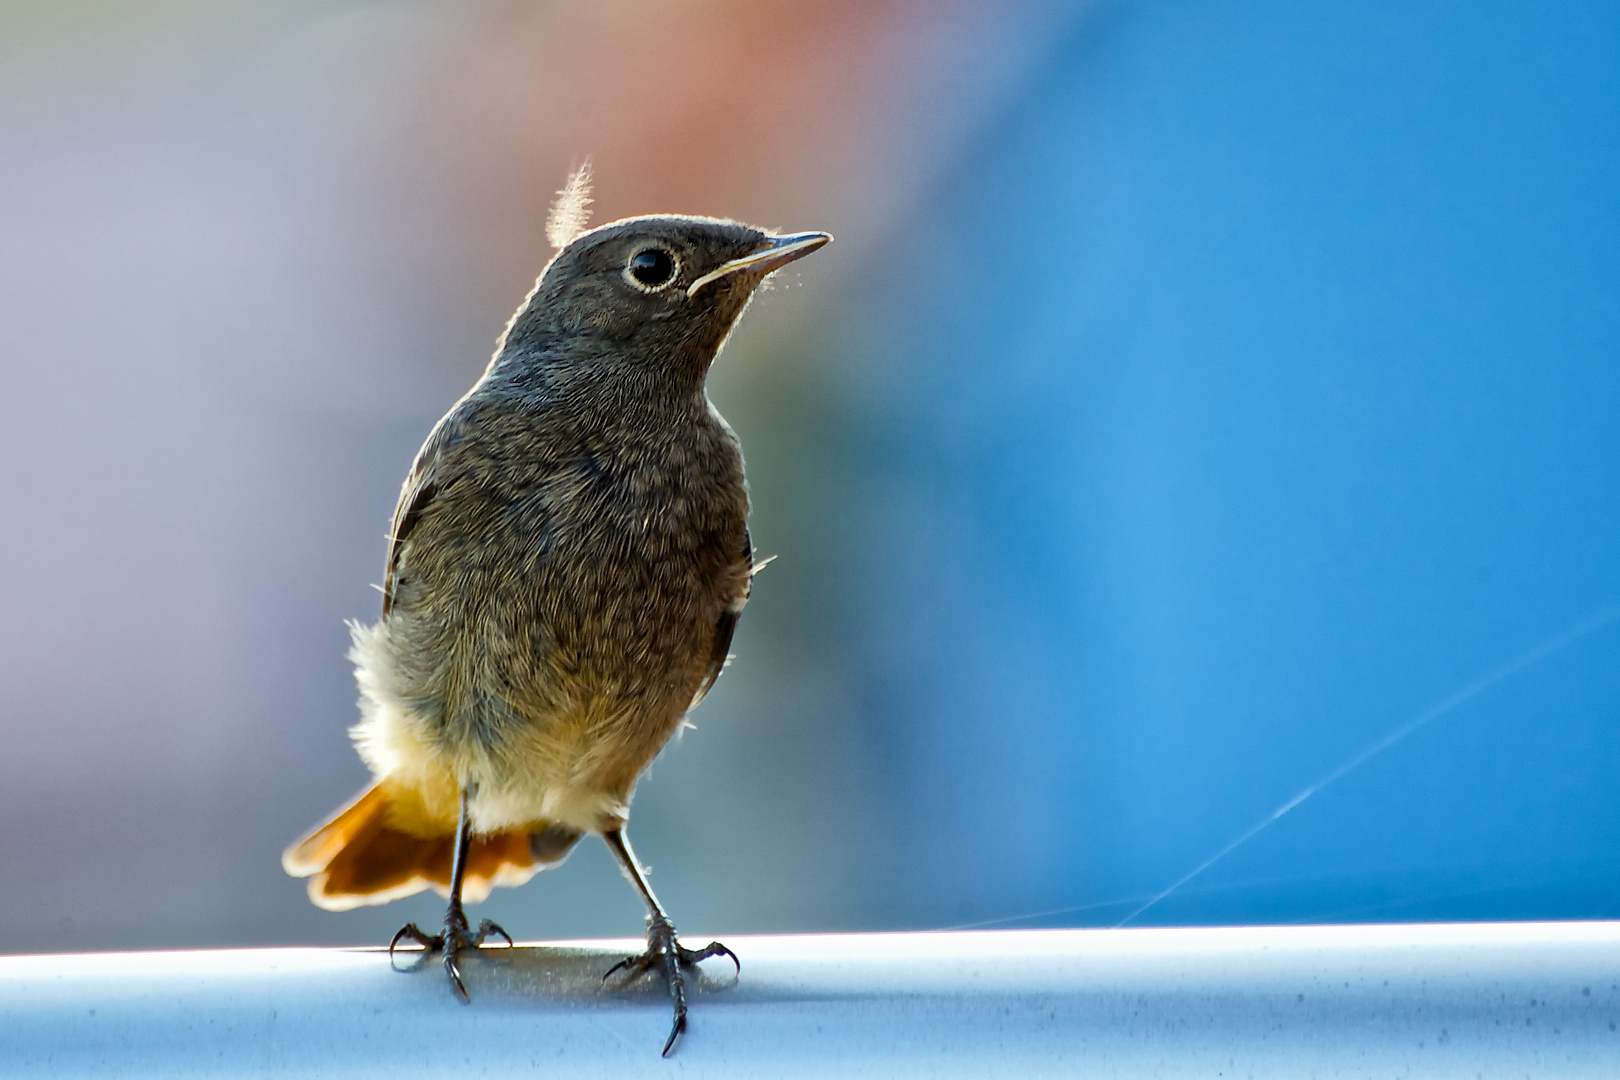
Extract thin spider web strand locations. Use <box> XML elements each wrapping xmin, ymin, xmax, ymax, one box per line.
<box><xmin>1111</xmin><ymin>603</ymin><xmax>1620</xmax><ymax>929</ymax></box>
<box><xmin>945</xmin><ymin>895</ymin><xmax>1151</xmax><ymax>931</ymax></box>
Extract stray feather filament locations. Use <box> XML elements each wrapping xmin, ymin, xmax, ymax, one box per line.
<box><xmin>546</xmin><ymin>161</ymin><xmax>594</xmax><ymax>250</ymax></box>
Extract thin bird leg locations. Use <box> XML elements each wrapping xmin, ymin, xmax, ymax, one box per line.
<box><xmin>600</xmin><ymin>828</ymin><xmax>738</xmax><ymax>1056</ymax></box>
<box><xmin>388</xmin><ymin>786</ymin><xmax>512</xmax><ymax>1002</ymax></box>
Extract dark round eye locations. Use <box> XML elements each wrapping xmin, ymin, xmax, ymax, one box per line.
<box><xmin>626</xmin><ymin>248</ymin><xmax>676</xmax><ymax>289</ymax></box>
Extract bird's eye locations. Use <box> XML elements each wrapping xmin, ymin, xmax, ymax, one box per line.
<box><xmin>625</xmin><ymin>248</ymin><xmax>677</xmax><ymax>290</ymax></box>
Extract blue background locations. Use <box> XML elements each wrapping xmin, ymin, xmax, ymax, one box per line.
<box><xmin>824</xmin><ymin>0</ymin><xmax>1620</xmax><ymax>927</ymax></box>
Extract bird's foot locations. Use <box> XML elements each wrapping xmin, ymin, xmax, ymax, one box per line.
<box><xmin>389</xmin><ymin>905</ymin><xmax>512</xmax><ymax>1003</ymax></box>
<box><xmin>603</xmin><ymin>914</ymin><xmax>738</xmax><ymax>1056</ymax></box>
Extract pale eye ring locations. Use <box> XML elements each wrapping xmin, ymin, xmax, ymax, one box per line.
<box><xmin>625</xmin><ymin>247</ymin><xmax>678</xmax><ymax>291</ymax></box>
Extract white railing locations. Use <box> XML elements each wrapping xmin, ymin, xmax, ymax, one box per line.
<box><xmin>3</xmin><ymin>923</ymin><xmax>1617</xmax><ymax>1077</ymax></box>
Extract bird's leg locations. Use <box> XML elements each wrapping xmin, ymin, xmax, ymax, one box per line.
<box><xmin>600</xmin><ymin>828</ymin><xmax>738</xmax><ymax>1056</ymax></box>
<box><xmin>388</xmin><ymin>786</ymin><xmax>512</xmax><ymax>1002</ymax></box>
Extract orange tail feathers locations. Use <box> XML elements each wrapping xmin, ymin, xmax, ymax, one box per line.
<box><xmin>282</xmin><ymin>782</ymin><xmax>556</xmax><ymax>911</ymax></box>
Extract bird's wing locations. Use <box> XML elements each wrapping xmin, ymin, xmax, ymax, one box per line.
<box><xmin>690</xmin><ymin>528</ymin><xmax>752</xmax><ymax>709</ymax></box>
<box><xmin>690</xmin><ymin>610</ymin><xmax>738</xmax><ymax>709</ymax></box>
<box><xmin>381</xmin><ymin>442</ymin><xmax>443</xmax><ymax>617</ymax></box>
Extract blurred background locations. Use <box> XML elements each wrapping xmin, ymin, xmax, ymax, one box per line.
<box><xmin>1</xmin><ymin>0</ymin><xmax>1617</xmax><ymax>953</ymax></box>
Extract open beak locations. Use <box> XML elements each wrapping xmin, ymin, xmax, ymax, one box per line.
<box><xmin>687</xmin><ymin>231</ymin><xmax>833</xmax><ymax>297</ymax></box>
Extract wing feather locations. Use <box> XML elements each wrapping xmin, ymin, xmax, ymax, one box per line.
<box><xmin>690</xmin><ymin>528</ymin><xmax>752</xmax><ymax>708</ymax></box>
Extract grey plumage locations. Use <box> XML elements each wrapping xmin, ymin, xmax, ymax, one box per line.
<box><xmin>284</xmin><ymin>210</ymin><xmax>829</xmax><ymax>1055</ymax></box>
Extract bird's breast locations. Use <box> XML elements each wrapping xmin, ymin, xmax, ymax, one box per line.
<box><xmin>367</xmin><ymin>406</ymin><xmax>749</xmax><ymax>822</ymax></box>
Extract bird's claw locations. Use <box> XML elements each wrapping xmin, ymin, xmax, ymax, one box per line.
<box><xmin>602</xmin><ymin>915</ymin><xmax>739</xmax><ymax>1056</ymax></box>
<box><xmin>388</xmin><ymin>910</ymin><xmax>512</xmax><ymax>1003</ymax></box>
<box><xmin>473</xmin><ymin>918</ymin><xmax>514</xmax><ymax>948</ymax></box>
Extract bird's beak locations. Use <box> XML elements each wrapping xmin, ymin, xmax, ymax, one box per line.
<box><xmin>687</xmin><ymin>231</ymin><xmax>833</xmax><ymax>297</ymax></box>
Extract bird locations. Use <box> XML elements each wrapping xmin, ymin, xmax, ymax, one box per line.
<box><xmin>281</xmin><ymin>173</ymin><xmax>830</xmax><ymax>1056</ymax></box>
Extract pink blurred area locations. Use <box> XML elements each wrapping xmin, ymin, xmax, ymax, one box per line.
<box><xmin>0</xmin><ymin>0</ymin><xmax>1058</xmax><ymax>950</ymax></box>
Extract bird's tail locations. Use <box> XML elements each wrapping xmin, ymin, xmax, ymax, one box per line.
<box><xmin>282</xmin><ymin>782</ymin><xmax>574</xmax><ymax>911</ymax></box>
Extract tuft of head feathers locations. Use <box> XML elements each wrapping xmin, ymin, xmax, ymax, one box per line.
<box><xmin>545</xmin><ymin>161</ymin><xmax>594</xmax><ymax>250</ymax></box>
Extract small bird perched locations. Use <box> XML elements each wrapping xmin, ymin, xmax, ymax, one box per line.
<box><xmin>282</xmin><ymin>172</ymin><xmax>830</xmax><ymax>1055</ymax></box>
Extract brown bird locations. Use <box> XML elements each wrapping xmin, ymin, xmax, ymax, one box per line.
<box><xmin>282</xmin><ymin>177</ymin><xmax>830</xmax><ymax>1055</ymax></box>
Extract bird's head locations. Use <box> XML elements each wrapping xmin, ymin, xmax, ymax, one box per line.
<box><xmin>495</xmin><ymin>216</ymin><xmax>831</xmax><ymax>393</ymax></box>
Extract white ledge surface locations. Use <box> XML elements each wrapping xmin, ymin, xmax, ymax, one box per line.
<box><xmin>3</xmin><ymin>924</ymin><xmax>1619</xmax><ymax>1077</ymax></box>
